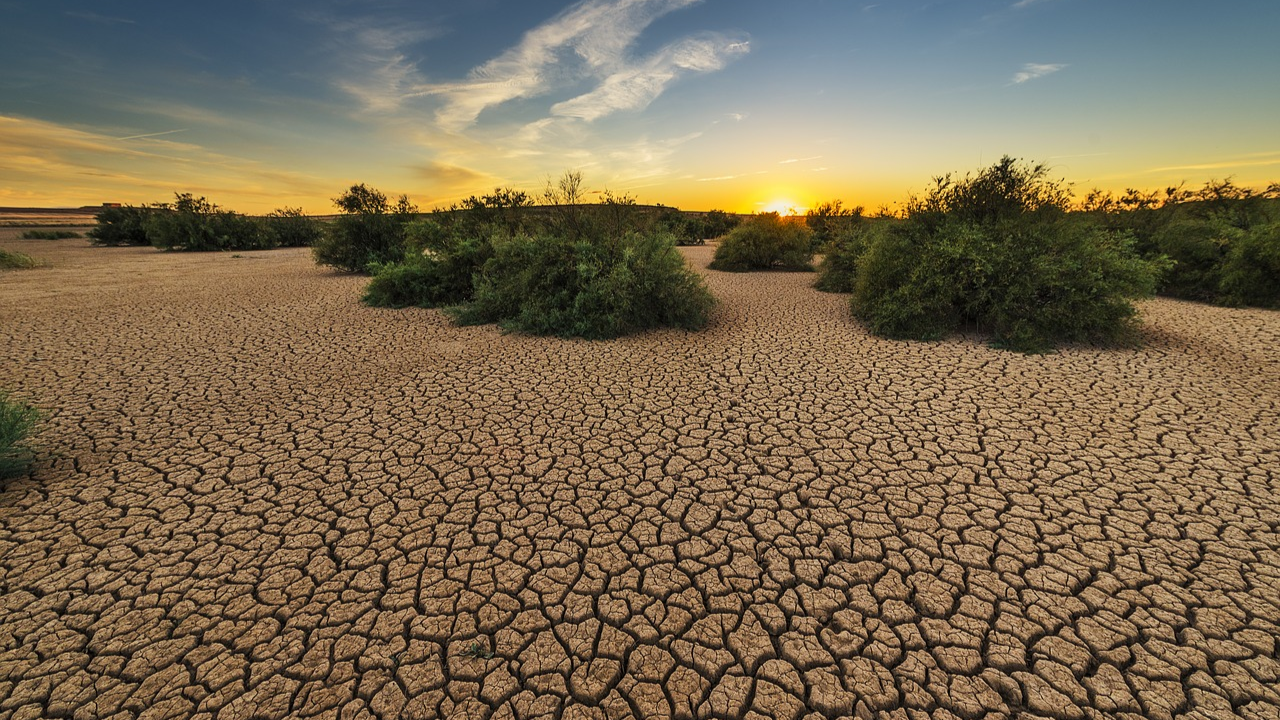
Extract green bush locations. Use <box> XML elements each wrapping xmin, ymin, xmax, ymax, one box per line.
<box><xmin>851</xmin><ymin>157</ymin><xmax>1167</xmax><ymax>353</ymax></box>
<box><xmin>708</xmin><ymin>212</ymin><xmax>813</xmax><ymax>272</ymax></box>
<box><xmin>88</xmin><ymin>205</ymin><xmax>156</xmax><ymax>246</ymax></box>
<box><xmin>806</xmin><ymin>200</ymin><xmax>862</xmax><ymax>252</ymax></box>
<box><xmin>1151</xmin><ymin>219</ymin><xmax>1234</xmax><ymax>302</ymax></box>
<box><xmin>264</xmin><ymin>207</ymin><xmax>323</xmax><ymax>247</ymax></box>
<box><xmin>364</xmin><ymin>228</ymin><xmax>496</xmax><ymax>309</ymax></box>
<box><xmin>0</xmin><ymin>391</ymin><xmax>40</xmax><ymax>479</ymax></box>
<box><xmin>313</xmin><ymin>184</ymin><xmax>417</xmax><ymax>273</ymax></box>
<box><xmin>814</xmin><ymin>221</ymin><xmax>889</xmax><ymax>293</ymax></box>
<box><xmin>144</xmin><ymin>193</ymin><xmax>275</xmax><ymax>252</ymax></box>
<box><xmin>21</xmin><ymin>230</ymin><xmax>81</xmax><ymax>240</ymax></box>
<box><xmin>0</xmin><ymin>249</ymin><xmax>38</xmax><ymax>270</ymax></box>
<box><xmin>1220</xmin><ymin>223</ymin><xmax>1280</xmax><ymax>308</ymax></box>
<box><xmin>450</xmin><ymin>230</ymin><xmax>714</xmax><ymax>339</ymax></box>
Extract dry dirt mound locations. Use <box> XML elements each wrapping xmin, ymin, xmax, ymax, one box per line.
<box><xmin>1</xmin><ymin>239</ymin><xmax>1278</xmax><ymax>719</ymax></box>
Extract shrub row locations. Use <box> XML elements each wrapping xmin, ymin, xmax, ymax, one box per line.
<box><xmin>21</xmin><ymin>230</ymin><xmax>81</xmax><ymax>240</ymax></box>
<box><xmin>89</xmin><ymin>196</ymin><xmax>323</xmax><ymax>251</ymax></box>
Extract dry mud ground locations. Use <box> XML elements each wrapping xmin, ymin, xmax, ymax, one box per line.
<box><xmin>1</xmin><ymin>236</ymin><xmax>1278</xmax><ymax>720</ymax></box>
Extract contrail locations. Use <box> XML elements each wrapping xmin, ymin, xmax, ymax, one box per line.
<box><xmin>116</xmin><ymin>129</ymin><xmax>188</xmax><ymax>141</ymax></box>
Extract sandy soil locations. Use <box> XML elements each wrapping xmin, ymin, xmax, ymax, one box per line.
<box><xmin>1</xmin><ymin>237</ymin><xmax>1278</xmax><ymax>720</ymax></box>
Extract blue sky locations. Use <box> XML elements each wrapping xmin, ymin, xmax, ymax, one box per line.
<box><xmin>2</xmin><ymin>0</ymin><xmax>1278</xmax><ymax>213</ymax></box>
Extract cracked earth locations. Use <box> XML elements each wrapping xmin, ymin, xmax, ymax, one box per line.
<box><xmin>1</xmin><ymin>235</ymin><xmax>1278</xmax><ymax>720</ymax></box>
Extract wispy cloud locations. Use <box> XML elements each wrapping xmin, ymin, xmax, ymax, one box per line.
<box><xmin>408</xmin><ymin>0</ymin><xmax>748</xmax><ymax>132</ymax></box>
<box><xmin>1011</xmin><ymin>0</ymin><xmax>1050</xmax><ymax>8</ymax></box>
<box><xmin>64</xmin><ymin>11</ymin><xmax>135</xmax><ymax>25</ymax></box>
<box><xmin>779</xmin><ymin>155</ymin><xmax>822</xmax><ymax>165</ymax></box>
<box><xmin>1012</xmin><ymin>62</ymin><xmax>1067</xmax><ymax>84</ymax></box>
<box><xmin>1147</xmin><ymin>152</ymin><xmax>1280</xmax><ymax>174</ymax></box>
<box><xmin>115</xmin><ymin>129</ymin><xmax>189</xmax><ymax>141</ymax></box>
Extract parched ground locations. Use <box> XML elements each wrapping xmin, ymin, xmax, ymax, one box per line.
<box><xmin>1</xmin><ymin>236</ymin><xmax>1278</xmax><ymax>720</ymax></box>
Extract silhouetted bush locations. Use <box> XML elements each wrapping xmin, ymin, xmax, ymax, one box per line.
<box><xmin>21</xmin><ymin>230</ymin><xmax>80</xmax><ymax>240</ymax></box>
<box><xmin>1220</xmin><ymin>223</ymin><xmax>1280</xmax><ymax>308</ymax></box>
<box><xmin>451</xmin><ymin>230</ymin><xmax>714</xmax><ymax>339</ymax></box>
<box><xmin>806</xmin><ymin>200</ymin><xmax>863</xmax><ymax>252</ymax></box>
<box><xmin>851</xmin><ymin>157</ymin><xmax>1166</xmax><ymax>353</ymax></box>
<box><xmin>0</xmin><ymin>391</ymin><xmax>40</xmax><ymax>479</ymax></box>
<box><xmin>313</xmin><ymin>184</ymin><xmax>417</xmax><ymax>273</ymax></box>
<box><xmin>264</xmin><ymin>207</ymin><xmax>323</xmax><ymax>247</ymax></box>
<box><xmin>88</xmin><ymin>205</ymin><xmax>156</xmax><ymax>246</ymax></box>
<box><xmin>708</xmin><ymin>212</ymin><xmax>813</xmax><ymax>272</ymax></box>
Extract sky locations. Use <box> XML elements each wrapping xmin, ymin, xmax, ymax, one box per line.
<box><xmin>2</xmin><ymin>0</ymin><xmax>1278</xmax><ymax>214</ymax></box>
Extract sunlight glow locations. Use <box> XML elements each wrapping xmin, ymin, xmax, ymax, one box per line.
<box><xmin>761</xmin><ymin>199</ymin><xmax>806</xmax><ymax>216</ymax></box>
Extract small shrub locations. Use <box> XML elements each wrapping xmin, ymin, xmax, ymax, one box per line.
<box><xmin>0</xmin><ymin>391</ymin><xmax>40</xmax><ymax>479</ymax></box>
<box><xmin>0</xmin><ymin>249</ymin><xmax>38</xmax><ymax>270</ymax></box>
<box><xmin>708</xmin><ymin>212</ymin><xmax>813</xmax><ymax>272</ymax></box>
<box><xmin>1151</xmin><ymin>219</ymin><xmax>1234</xmax><ymax>302</ymax></box>
<box><xmin>21</xmin><ymin>230</ymin><xmax>81</xmax><ymax>240</ymax></box>
<box><xmin>1219</xmin><ymin>223</ymin><xmax>1280</xmax><ymax>308</ymax></box>
<box><xmin>313</xmin><ymin>184</ymin><xmax>417</xmax><ymax>273</ymax></box>
<box><xmin>264</xmin><ymin>207</ymin><xmax>323</xmax><ymax>247</ymax></box>
<box><xmin>451</xmin><ymin>230</ymin><xmax>715</xmax><ymax>339</ymax></box>
<box><xmin>89</xmin><ymin>205</ymin><xmax>156</xmax><ymax>246</ymax></box>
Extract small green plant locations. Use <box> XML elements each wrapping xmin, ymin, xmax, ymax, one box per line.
<box><xmin>814</xmin><ymin>220</ymin><xmax>889</xmax><ymax>293</ymax></box>
<box><xmin>20</xmin><ymin>230</ymin><xmax>81</xmax><ymax>240</ymax></box>
<box><xmin>313</xmin><ymin>184</ymin><xmax>417</xmax><ymax>273</ymax></box>
<box><xmin>0</xmin><ymin>391</ymin><xmax>41</xmax><ymax>479</ymax></box>
<box><xmin>0</xmin><ymin>249</ymin><xmax>39</xmax><ymax>270</ymax></box>
<box><xmin>458</xmin><ymin>640</ymin><xmax>494</xmax><ymax>660</ymax></box>
<box><xmin>708</xmin><ymin>212</ymin><xmax>813</xmax><ymax>272</ymax></box>
<box><xmin>806</xmin><ymin>200</ymin><xmax>863</xmax><ymax>252</ymax></box>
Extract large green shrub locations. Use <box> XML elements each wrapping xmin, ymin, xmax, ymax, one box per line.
<box><xmin>0</xmin><ymin>391</ymin><xmax>40</xmax><ymax>479</ymax></box>
<box><xmin>708</xmin><ymin>212</ymin><xmax>813</xmax><ymax>272</ymax></box>
<box><xmin>1219</xmin><ymin>223</ymin><xmax>1280</xmax><ymax>308</ymax></box>
<box><xmin>88</xmin><ymin>205</ymin><xmax>156</xmax><ymax>246</ymax></box>
<box><xmin>450</xmin><ymin>230</ymin><xmax>715</xmax><ymax>339</ymax></box>
<box><xmin>313</xmin><ymin>184</ymin><xmax>417</xmax><ymax>273</ymax></box>
<box><xmin>850</xmin><ymin>157</ymin><xmax>1166</xmax><ymax>353</ymax></box>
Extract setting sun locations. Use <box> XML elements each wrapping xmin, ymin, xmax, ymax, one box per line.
<box><xmin>761</xmin><ymin>199</ymin><xmax>807</xmax><ymax>216</ymax></box>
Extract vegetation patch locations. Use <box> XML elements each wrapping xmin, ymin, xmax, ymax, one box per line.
<box><xmin>0</xmin><ymin>391</ymin><xmax>41</xmax><ymax>480</ymax></box>
<box><xmin>21</xmin><ymin>230</ymin><xmax>81</xmax><ymax>240</ymax></box>
<box><xmin>823</xmin><ymin>157</ymin><xmax>1168</xmax><ymax>353</ymax></box>
<box><xmin>313</xmin><ymin>184</ymin><xmax>418</xmax><ymax>273</ymax></box>
<box><xmin>89</xmin><ymin>205</ymin><xmax>157</xmax><ymax>246</ymax></box>
<box><xmin>708</xmin><ymin>212</ymin><xmax>813</xmax><ymax>272</ymax></box>
<box><xmin>0</xmin><ymin>249</ymin><xmax>39</xmax><ymax>270</ymax></box>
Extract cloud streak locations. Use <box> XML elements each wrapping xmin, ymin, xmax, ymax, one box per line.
<box><xmin>1012</xmin><ymin>62</ymin><xmax>1067</xmax><ymax>84</ymax></box>
<box><xmin>409</xmin><ymin>0</ymin><xmax>748</xmax><ymax>132</ymax></box>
